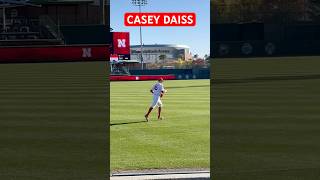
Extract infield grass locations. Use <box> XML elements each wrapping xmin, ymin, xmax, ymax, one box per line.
<box><xmin>110</xmin><ymin>80</ymin><xmax>210</xmax><ymax>172</ymax></box>
<box><xmin>212</xmin><ymin>56</ymin><xmax>320</xmax><ymax>179</ymax></box>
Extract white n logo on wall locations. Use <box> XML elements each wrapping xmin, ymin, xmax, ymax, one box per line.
<box><xmin>118</xmin><ymin>39</ymin><xmax>126</xmax><ymax>48</ymax></box>
<box><xmin>82</xmin><ymin>48</ymin><xmax>92</xmax><ymax>58</ymax></box>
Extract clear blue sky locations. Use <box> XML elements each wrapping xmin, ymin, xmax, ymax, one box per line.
<box><xmin>110</xmin><ymin>0</ymin><xmax>210</xmax><ymax>58</ymax></box>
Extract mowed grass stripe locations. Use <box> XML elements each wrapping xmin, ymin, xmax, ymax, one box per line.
<box><xmin>0</xmin><ymin>62</ymin><xmax>108</xmax><ymax>180</ymax></box>
<box><xmin>212</xmin><ymin>57</ymin><xmax>320</xmax><ymax>180</ymax></box>
<box><xmin>111</xmin><ymin>80</ymin><xmax>209</xmax><ymax>171</ymax></box>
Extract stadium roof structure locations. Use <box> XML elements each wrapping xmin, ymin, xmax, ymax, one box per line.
<box><xmin>0</xmin><ymin>0</ymin><xmax>94</xmax><ymax>6</ymax></box>
<box><xmin>0</xmin><ymin>0</ymin><xmax>41</xmax><ymax>7</ymax></box>
<box><xmin>131</xmin><ymin>44</ymin><xmax>190</xmax><ymax>49</ymax></box>
<box><xmin>29</xmin><ymin>0</ymin><xmax>94</xmax><ymax>4</ymax></box>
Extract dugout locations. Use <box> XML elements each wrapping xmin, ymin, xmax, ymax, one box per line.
<box><xmin>110</xmin><ymin>60</ymin><xmax>139</xmax><ymax>75</ymax></box>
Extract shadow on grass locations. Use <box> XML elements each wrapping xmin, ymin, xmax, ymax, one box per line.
<box><xmin>213</xmin><ymin>74</ymin><xmax>320</xmax><ymax>84</ymax></box>
<box><xmin>110</xmin><ymin>120</ymin><xmax>147</xmax><ymax>126</ymax></box>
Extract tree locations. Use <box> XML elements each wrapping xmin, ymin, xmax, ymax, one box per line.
<box><xmin>178</xmin><ymin>54</ymin><xmax>185</xmax><ymax>61</ymax></box>
<box><xmin>212</xmin><ymin>0</ymin><xmax>263</xmax><ymax>23</ymax></box>
<box><xmin>158</xmin><ymin>54</ymin><xmax>166</xmax><ymax>66</ymax></box>
<box><xmin>212</xmin><ymin>0</ymin><xmax>307</xmax><ymax>23</ymax></box>
<box><xmin>204</xmin><ymin>54</ymin><xmax>210</xmax><ymax>67</ymax></box>
<box><xmin>193</xmin><ymin>54</ymin><xmax>199</xmax><ymax>60</ymax></box>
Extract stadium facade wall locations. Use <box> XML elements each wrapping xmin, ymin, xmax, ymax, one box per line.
<box><xmin>130</xmin><ymin>44</ymin><xmax>192</xmax><ymax>63</ymax></box>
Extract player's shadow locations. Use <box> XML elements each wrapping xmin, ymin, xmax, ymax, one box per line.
<box><xmin>110</xmin><ymin>120</ymin><xmax>147</xmax><ymax>126</ymax></box>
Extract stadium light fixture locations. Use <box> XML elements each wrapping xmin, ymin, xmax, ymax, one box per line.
<box><xmin>131</xmin><ymin>0</ymin><xmax>148</xmax><ymax>70</ymax></box>
<box><xmin>132</xmin><ymin>0</ymin><xmax>148</xmax><ymax>6</ymax></box>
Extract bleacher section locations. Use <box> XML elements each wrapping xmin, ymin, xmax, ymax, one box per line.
<box><xmin>0</xmin><ymin>0</ymin><xmax>112</xmax><ymax>49</ymax></box>
<box><xmin>0</xmin><ymin>10</ymin><xmax>64</xmax><ymax>46</ymax></box>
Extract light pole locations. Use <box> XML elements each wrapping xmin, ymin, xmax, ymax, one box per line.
<box><xmin>132</xmin><ymin>0</ymin><xmax>147</xmax><ymax>70</ymax></box>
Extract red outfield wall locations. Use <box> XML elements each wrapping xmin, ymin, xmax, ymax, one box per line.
<box><xmin>110</xmin><ymin>75</ymin><xmax>176</xmax><ymax>81</ymax></box>
<box><xmin>0</xmin><ymin>45</ymin><xmax>109</xmax><ymax>62</ymax></box>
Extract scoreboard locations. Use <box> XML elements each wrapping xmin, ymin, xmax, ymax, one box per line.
<box><xmin>111</xmin><ymin>32</ymin><xmax>131</xmax><ymax>61</ymax></box>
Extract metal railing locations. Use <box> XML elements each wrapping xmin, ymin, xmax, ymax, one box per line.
<box><xmin>39</xmin><ymin>15</ymin><xmax>64</xmax><ymax>41</ymax></box>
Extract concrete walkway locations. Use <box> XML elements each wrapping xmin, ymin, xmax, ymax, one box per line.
<box><xmin>110</xmin><ymin>170</ymin><xmax>210</xmax><ymax>180</ymax></box>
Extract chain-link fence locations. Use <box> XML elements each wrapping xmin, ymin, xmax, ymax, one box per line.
<box><xmin>211</xmin><ymin>0</ymin><xmax>320</xmax><ymax>24</ymax></box>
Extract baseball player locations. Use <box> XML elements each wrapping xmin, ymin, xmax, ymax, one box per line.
<box><xmin>144</xmin><ymin>78</ymin><xmax>167</xmax><ymax>121</ymax></box>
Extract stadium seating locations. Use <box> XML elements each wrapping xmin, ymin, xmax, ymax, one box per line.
<box><xmin>0</xmin><ymin>15</ymin><xmax>64</xmax><ymax>45</ymax></box>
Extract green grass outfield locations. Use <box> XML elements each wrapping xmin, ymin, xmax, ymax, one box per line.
<box><xmin>0</xmin><ymin>62</ymin><xmax>108</xmax><ymax>180</ymax></box>
<box><xmin>110</xmin><ymin>80</ymin><xmax>210</xmax><ymax>172</ymax></box>
<box><xmin>212</xmin><ymin>56</ymin><xmax>320</xmax><ymax>180</ymax></box>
